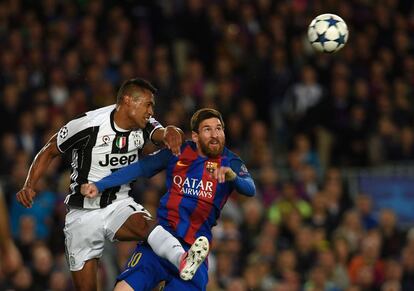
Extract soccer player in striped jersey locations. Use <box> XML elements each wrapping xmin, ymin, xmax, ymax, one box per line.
<box><xmin>81</xmin><ymin>108</ymin><xmax>256</xmax><ymax>290</ymax></box>
<box><xmin>16</xmin><ymin>78</ymin><xmax>204</xmax><ymax>291</ymax></box>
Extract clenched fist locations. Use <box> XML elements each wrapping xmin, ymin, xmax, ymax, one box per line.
<box><xmin>16</xmin><ymin>187</ymin><xmax>36</xmax><ymax>208</ymax></box>
<box><xmin>213</xmin><ymin>167</ymin><xmax>237</xmax><ymax>183</ymax></box>
<box><xmin>163</xmin><ymin>126</ymin><xmax>183</xmax><ymax>156</ymax></box>
<box><xmin>80</xmin><ymin>183</ymin><xmax>99</xmax><ymax>199</ymax></box>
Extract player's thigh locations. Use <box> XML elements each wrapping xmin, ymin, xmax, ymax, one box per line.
<box><xmin>114</xmin><ymin>211</ymin><xmax>156</xmax><ymax>241</ymax></box>
<box><xmin>116</xmin><ymin>244</ymin><xmax>169</xmax><ymax>291</ymax></box>
<box><xmin>114</xmin><ymin>280</ymin><xmax>134</xmax><ymax>291</ymax></box>
<box><xmin>104</xmin><ymin>199</ymin><xmax>155</xmax><ymax>241</ymax></box>
<box><xmin>64</xmin><ymin>208</ymin><xmax>105</xmax><ymax>271</ymax></box>
<box><xmin>114</xmin><ymin>280</ymin><xmax>165</xmax><ymax>291</ymax></box>
<box><xmin>71</xmin><ymin>259</ymin><xmax>98</xmax><ymax>291</ymax></box>
<box><xmin>163</xmin><ymin>278</ymin><xmax>206</xmax><ymax>291</ymax></box>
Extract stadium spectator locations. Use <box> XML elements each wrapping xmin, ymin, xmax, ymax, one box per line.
<box><xmin>0</xmin><ymin>190</ymin><xmax>22</xmax><ymax>277</ymax></box>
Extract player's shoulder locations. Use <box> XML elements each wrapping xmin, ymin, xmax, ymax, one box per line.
<box><xmin>84</xmin><ymin>105</ymin><xmax>115</xmax><ymax>123</ymax></box>
<box><xmin>222</xmin><ymin>147</ymin><xmax>250</xmax><ymax>175</ymax></box>
<box><xmin>62</xmin><ymin>105</ymin><xmax>115</xmax><ymax>132</ymax></box>
<box><xmin>181</xmin><ymin>140</ymin><xmax>197</xmax><ymax>151</ymax></box>
<box><xmin>222</xmin><ymin>146</ymin><xmax>241</xmax><ymax>161</ymax></box>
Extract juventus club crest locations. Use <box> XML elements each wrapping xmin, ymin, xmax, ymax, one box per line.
<box><xmin>132</xmin><ymin>131</ymin><xmax>144</xmax><ymax>148</ymax></box>
<box><xmin>115</xmin><ymin>136</ymin><xmax>127</xmax><ymax>149</ymax></box>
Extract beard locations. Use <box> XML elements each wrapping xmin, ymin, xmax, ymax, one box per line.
<box><xmin>199</xmin><ymin>138</ymin><xmax>224</xmax><ymax>158</ymax></box>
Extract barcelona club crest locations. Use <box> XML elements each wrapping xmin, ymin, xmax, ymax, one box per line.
<box><xmin>206</xmin><ymin>161</ymin><xmax>218</xmax><ymax>174</ymax></box>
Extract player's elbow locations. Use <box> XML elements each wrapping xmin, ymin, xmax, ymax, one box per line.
<box><xmin>235</xmin><ymin>177</ymin><xmax>256</xmax><ymax>197</ymax></box>
<box><xmin>245</xmin><ymin>182</ymin><xmax>256</xmax><ymax>197</ymax></box>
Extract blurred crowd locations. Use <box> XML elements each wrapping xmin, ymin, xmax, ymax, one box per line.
<box><xmin>0</xmin><ymin>0</ymin><xmax>414</xmax><ymax>290</ymax></box>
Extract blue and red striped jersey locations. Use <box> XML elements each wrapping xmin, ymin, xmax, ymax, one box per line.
<box><xmin>95</xmin><ymin>141</ymin><xmax>255</xmax><ymax>245</ymax></box>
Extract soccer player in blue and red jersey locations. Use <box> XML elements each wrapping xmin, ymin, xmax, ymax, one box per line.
<box><xmin>81</xmin><ymin>108</ymin><xmax>256</xmax><ymax>291</ymax></box>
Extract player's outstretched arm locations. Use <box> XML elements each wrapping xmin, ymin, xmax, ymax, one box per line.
<box><xmin>89</xmin><ymin>148</ymin><xmax>172</xmax><ymax>193</ymax></box>
<box><xmin>152</xmin><ymin>125</ymin><xmax>183</xmax><ymax>156</ymax></box>
<box><xmin>16</xmin><ymin>134</ymin><xmax>61</xmax><ymax>208</ymax></box>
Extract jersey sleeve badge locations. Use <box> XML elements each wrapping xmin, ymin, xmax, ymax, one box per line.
<box><xmin>59</xmin><ymin>126</ymin><xmax>68</xmax><ymax>139</ymax></box>
<box><xmin>239</xmin><ymin>164</ymin><xmax>249</xmax><ymax>176</ymax></box>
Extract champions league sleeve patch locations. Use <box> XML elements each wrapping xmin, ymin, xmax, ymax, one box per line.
<box><xmin>239</xmin><ymin>164</ymin><xmax>249</xmax><ymax>176</ymax></box>
<box><xmin>230</xmin><ymin>158</ymin><xmax>250</xmax><ymax>177</ymax></box>
<box><xmin>59</xmin><ymin>126</ymin><xmax>68</xmax><ymax>139</ymax></box>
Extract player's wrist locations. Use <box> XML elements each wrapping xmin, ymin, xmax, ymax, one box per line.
<box><xmin>22</xmin><ymin>184</ymin><xmax>35</xmax><ymax>193</ymax></box>
<box><xmin>164</xmin><ymin>125</ymin><xmax>182</xmax><ymax>136</ymax></box>
<box><xmin>226</xmin><ymin>169</ymin><xmax>237</xmax><ymax>181</ymax></box>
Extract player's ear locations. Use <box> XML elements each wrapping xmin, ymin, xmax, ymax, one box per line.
<box><xmin>191</xmin><ymin>131</ymin><xmax>199</xmax><ymax>143</ymax></box>
<box><xmin>124</xmin><ymin>95</ymin><xmax>131</xmax><ymax>105</ymax></box>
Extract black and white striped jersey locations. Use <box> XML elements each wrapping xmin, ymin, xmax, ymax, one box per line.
<box><xmin>56</xmin><ymin>104</ymin><xmax>162</xmax><ymax>209</ymax></box>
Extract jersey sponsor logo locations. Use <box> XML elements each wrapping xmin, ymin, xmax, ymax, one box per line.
<box><xmin>59</xmin><ymin>126</ymin><xmax>68</xmax><ymax>139</ymax></box>
<box><xmin>173</xmin><ymin>175</ymin><xmax>214</xmax><ymax>199</ymax></box>
<box><xmin>177</xmin><ymin>160</ymin><xmax>189</xmax><ymax>167</ymax></box>
<box><xmin>98</xmin><ymin>153</ymin><xmax>137</xmax><ymax>167</ymax></box>
<box><xmin>115</xmin><ymin>136</ymin><xmax>127</xmax><ymax>149</ymax></box>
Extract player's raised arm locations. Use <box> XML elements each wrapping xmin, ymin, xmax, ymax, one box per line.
<box><xmin>16</xmin><ymin>134</ymin><xmax>61</xmax><ymax>208</ymax></box>
<box><xmin>152</xmin><ymin>125</ymin><xmax>184</xmax><ymax>156</ymax></box>
<box><xmin>80</xmin><ymin>148</ymin><xmax>173</xmax><ymax>197</ymax></box>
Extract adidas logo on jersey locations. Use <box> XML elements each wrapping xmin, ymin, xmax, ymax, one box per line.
<box><xmin>98</xmin><ymin>153</ymin><xmax>137</xmax><ymax>167</ymax></box>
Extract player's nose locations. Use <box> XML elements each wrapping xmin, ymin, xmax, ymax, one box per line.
<box><xmin>211</xmin><ymin>130</ymin><xmax>219</xmax><ymax>137</ymax></box>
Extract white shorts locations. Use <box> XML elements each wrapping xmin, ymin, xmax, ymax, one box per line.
<box><xmin>63</xmin><ymin>197</ymin><xmax>151</xmax><ymax>271</ymax></box>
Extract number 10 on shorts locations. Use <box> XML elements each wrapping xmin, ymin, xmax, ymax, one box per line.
<box><xmin>127</xmin><ymin>252</ymin><xmax>142</xmax><ymax>268</ymax></box>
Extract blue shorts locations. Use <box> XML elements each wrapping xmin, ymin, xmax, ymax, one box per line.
<box><xmin>116</xmin><ymin>243</ymin><xmax>208</xmax><ymax>291</ymax></box>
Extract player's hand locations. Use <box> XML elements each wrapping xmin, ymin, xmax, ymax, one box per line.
<box><xmin>80</xmin><ymin>183</ymin><xmax>99</xmax><ymax>199</ymax></box>
<box><xmin>16</xmin><ymin>186</ymin><xmax>36</xmax><ymax>208</ymax></box>
<box><xmin>0</xmin><ymin>240</ymin><xmax>22</xmax><ymax>275</ymax></box>
<box><xmin>163</xmin><ymin>126</ymin><xmax>183</xmax><ymax>156</ymax></box>
<box><xmin>213</xmin><ymin>167</ymin><xmax>237</xmax><ymax>183</ymax></box>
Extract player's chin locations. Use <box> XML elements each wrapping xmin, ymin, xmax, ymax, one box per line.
<box><xmin>135</xmin><ymin>119</ymin><xmax>146</xmax><ymax>129</ymax></box>
<box><xmin>207</xmin><ymin>146</ymin><xmax>223</xmax><ymax>157</ymax></box>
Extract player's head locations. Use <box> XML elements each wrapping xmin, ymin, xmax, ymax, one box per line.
<box><xmin>116</xmin><ymin>78</ymin><xmax>157</xmax><ymax>129</ymax></box>
<box><xmin>191</xmin><ymin>108</ymin><xmax>225</xmax><ymax>158</ymax></box>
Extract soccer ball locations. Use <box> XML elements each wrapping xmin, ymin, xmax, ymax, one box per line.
<box><xmin>307</xmin><ymin>13</ymin><xmax>349</xmax><ymax>53</ymax></box>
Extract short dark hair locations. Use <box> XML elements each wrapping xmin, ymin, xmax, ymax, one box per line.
<box><xmin>116</xmin><ymin>78</ymin><xmax>157</xmax><ymax>104</ymax></box>
<box><xmin>190</xmin><ymin>108</ymin><xmax>225</xmax><ymax>133</ymax></box>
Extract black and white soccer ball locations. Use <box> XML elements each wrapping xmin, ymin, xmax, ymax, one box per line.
<box><xmin>307</xmin><ymin>13</ymin><xmax>349</xmax><ymax>53</ymax></box>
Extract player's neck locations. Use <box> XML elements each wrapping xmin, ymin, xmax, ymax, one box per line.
<box><xmin>113</xmin><ymin>108</ymin><xmax>132</xmax><ymax>131</ymax></box>
<box><xmin>197</xmin><ymin>148</ymin><xmax>207</xmax><ymax>158</ymax></box>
